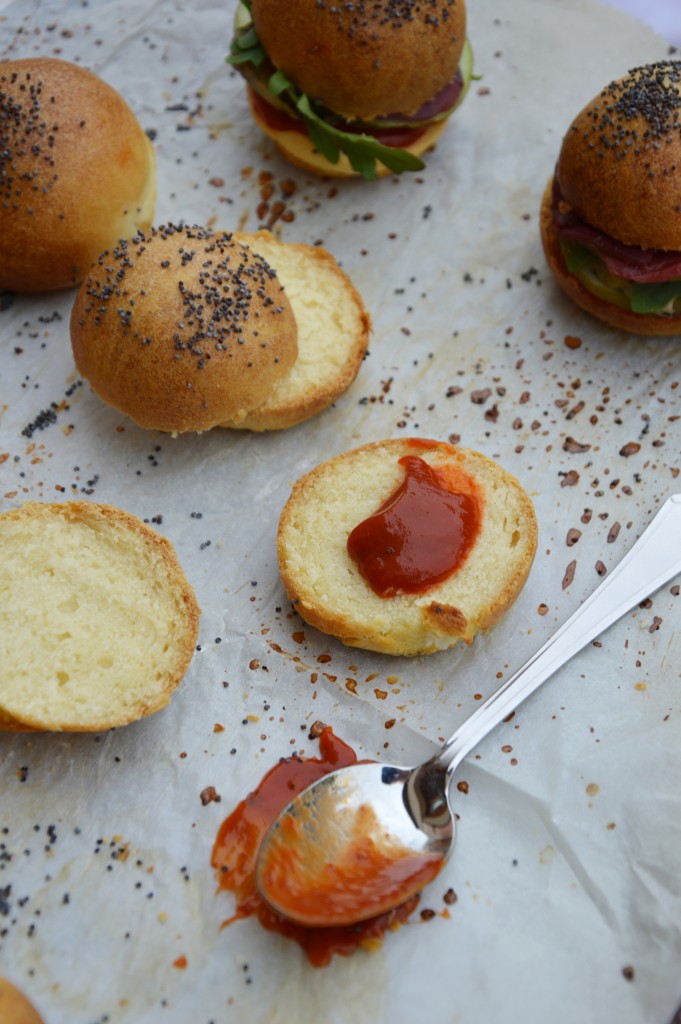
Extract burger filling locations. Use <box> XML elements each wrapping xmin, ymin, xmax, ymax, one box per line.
<box><xmin>228</xmin><ymin>0</ymin><xmax>474</xmax><ymax>180</ymax></box>
<box><xmin>551</xmin><ymin>178</ymin><xmax>681</xmax><ymax>316</ymax></box>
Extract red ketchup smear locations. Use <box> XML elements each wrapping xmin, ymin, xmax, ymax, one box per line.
<box><xmin>211</xmin><ymin>726</ymin><xmax>420</xmax><ymax>967</ymax></box>
<box><xmin>347</xmin><ymin>454</ymin><xmax>482</xmax><ymax>597</ymax></box>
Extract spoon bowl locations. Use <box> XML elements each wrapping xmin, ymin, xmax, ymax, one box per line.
<box><xmin>257</xmin><ymin>494</ymin><xmax>681</xmax><ymax>928</ymax></box>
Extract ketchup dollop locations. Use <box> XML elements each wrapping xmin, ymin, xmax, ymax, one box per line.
<box><xmin>347</xmin><ymin>455</ymin><xmax>482</xmax><ymax>597</ymax></box>
<box><xmin>211</xmin><ymin>726</ymin><xmax>420</xmax><ymax>966</ymax></box>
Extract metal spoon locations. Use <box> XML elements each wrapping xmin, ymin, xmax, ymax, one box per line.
<box><xmin>256</xmin><ymin>494</ymin><xmax>681</xmax><ymax>928</ymax></box>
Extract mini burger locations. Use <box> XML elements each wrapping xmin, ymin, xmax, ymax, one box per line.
<box><xmin>541</xmin><ymin>61</ymin><xmax>681</xmax><ymax>335</ymax></box>
<box><xmin>228</xmin><ymin>0</ymin><xmax>473</xmax><ymax>179</ymax></box>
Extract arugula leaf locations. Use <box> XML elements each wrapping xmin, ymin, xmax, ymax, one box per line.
<box><xmin>268</xmin><ymin>70</ymin><xmax>292</xmax><ymax>98</ymax></box>
<box><xmin>228</xmin><ymin>27</ymin><xmax>267</xmax><ymax>67</ymax></box>
<box><xmin>290</xmin><ymin>82</ymin><xmax>425</xmax><ymax>179</ymax></box>
<box><xmin>630</xmin><ymin>279</ymin><xmax>681</xmax><ymax>313</ymax></box>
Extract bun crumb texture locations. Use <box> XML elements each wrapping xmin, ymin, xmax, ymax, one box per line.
<box><xmin>0</xmin><ymin>57</ymin><xmax>156</xmax><ymax>292</ymax></box>
<box><xmin>0</xmin><ymin>502</ymin><xmax>200</xmax><ymax>732</ymax></box>
<box><xmin>277</xmin><ymin>439</ymin><xmax>537</xmax><ymax>656</ymax></box>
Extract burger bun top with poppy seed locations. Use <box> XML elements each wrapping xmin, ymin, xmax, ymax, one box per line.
<box><xmin>250</xmin><ymin>0</ymin><xmax>466</xmax><ymax>121</ymax></box>
<box><xmin>556</xmin><ymin>61</ymin><xmax>681</xmax><ymax>251</ymax></box>
<box><xmin>70</xmin><ymin>225</ymin><xmax>298</xmax><ymax>434</ymax></box>
<box><xmin>0</xmin><ymin>57</ymin><xmax>156</xmax><ymax>293</ymax></box>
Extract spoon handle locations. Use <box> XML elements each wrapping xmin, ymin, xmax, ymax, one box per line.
<box><xmin>433</xmin><ymin>493</ymin><xmax>681</xmax><ymax>777</ymax></box>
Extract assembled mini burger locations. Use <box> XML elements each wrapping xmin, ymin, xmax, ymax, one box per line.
<box><xmin>541</xmin><ymin>61</ymin><xmax>681</xmax><ymax>335</ymax></box>
<box><xmin>228</xmin><ymin>0</ymin><xmax>473</xmax><ymax>179</ymax></box>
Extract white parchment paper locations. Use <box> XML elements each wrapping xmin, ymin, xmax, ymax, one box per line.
<box><xmin>1</xmin><ymin>1</ymin><xmax>680</xmax><ymax>1022</ymax></box>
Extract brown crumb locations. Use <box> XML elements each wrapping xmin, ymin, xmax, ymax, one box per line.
<box><xmin>562</xmin><ymin>560</ymin><xmax>576</xmax><ymax>590</ymax></box>
<box><xmin>200</xmin><ymin>786</ymin><xmax>221</xmax><ymax>806</ymax></box>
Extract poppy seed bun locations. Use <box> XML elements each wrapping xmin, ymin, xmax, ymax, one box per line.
<box><xmin>251</xmin><ymin>0</ymin><xmax>466</xmax><ymax>121</ymax></box>
<box><xmin>556</xmin><ymin>61</ymin><xmax>681</xmax><ymax>252</ymax></box>
<box><xmin>0</xmin><ymin>501</ymin><xmax>200</xmax><ymax>732</ymax></box>
<box><xmin>70</xmin><ymin>225</ymin><xmax>298</xmax><ymax>433</ymax></box>
<box><xmin>277</xmin><ymin>439</ymin><xmax>537</xmax><ymax>656</ymax></box>
<box><xmin>221</xmin><ymin>231</ymin><xmax>371</xmax><ymax>430</ymax></box>
<box><xmin>0</xmin><ymin>57</ymin><xmax>156</xmax><ymax>292</ymax></box>
<box><xmin>540</xmin><ymin>180</ymin><xmax>681</xmax><ymax>336</ymax></box>
<box><xmin>247</xmin><ymin>88</ymin><xmax>449</xmax><ymax>177</ymax></box>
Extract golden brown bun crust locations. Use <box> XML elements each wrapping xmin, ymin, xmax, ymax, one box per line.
<box><xmin>70</xmin><ymin>225</ymin><xmax>298</xmax><ymax>433</ymax></box>
<box><xmin>278</xmin><ymin>439</ymin><xmax>537</xmax><ymax>656</ymax></box>
<box><xmin>248</xmin><ymin>88</ymin><xmax>448</xmax><ymax>177</ymax></box>
<box><xmin>251</xmin><ymin>0</ymin><xmax>466</xmax><ymax>120</ymax></box>
<box><xmin>0</xmin><ymin>57</ymin><xmax>156</xmax><ymax>292</ymax></box>
<box><xmin>540</xmin><ymin>180</ymin><xmax>681</xmax><ymax>337</ymax></box>
<box><xmin>556</xmin><ymin>61</ymin><xmax>681</xmax><ymax>251</ymax></box>
<box><xmin>0</xmin><ymin>978</ymin><xmax>44</xmax><ymax>1024</ymax></box>
<box><xmin>0</xmin><ymin>501</ymin><xmax>200</xmax><ymax>732</ymax></box>
<box><xmin>223</xmin><ymin>231</ymin><xmax>371</xmax><ymax>429</ymax></box>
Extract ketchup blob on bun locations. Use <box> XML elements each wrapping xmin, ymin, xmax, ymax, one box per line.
<box><xmin>228</xmin><ymin>0</ymin><xmax>473</xmax><ymax>180</ymax></box>
<box><xmin>541</xmin><ymin>61</ymin><xmax>681</xmax><ymax>336</ymax></box>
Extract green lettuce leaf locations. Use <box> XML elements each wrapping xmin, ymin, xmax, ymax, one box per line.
<box><xmin>228</xmin><ymin>25</ymin><xmax>266</xmax><ymax>67</ymax></box>
<box><xmin>563</xmin><ymin>243</ymin><xmax>598</xmax><ymax>273</ymax></box>
<box><xmin>561</xmin><ymin>241</ymin><xmax>681</xmax><ymax>314</ymax></box>
<box><xmin>630</xmin><ymin>279</ymin><xmax>681</xmax><ymax>313</ymax></box>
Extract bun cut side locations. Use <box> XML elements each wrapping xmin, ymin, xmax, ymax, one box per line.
<box><xmin>0</xmin><ymin>502</ymin><xmax>200</xmax><ymax>732</ymax></box>
<box><xmin>0</xmin><ymin>58</ymin><xmax>156</xmax><ymax>292</ymax></box>
<box><xmin>277</xmin><ymin>439</ymin><xmax>537</xmax><ymax>656</ymax></box>
<box><xmin>222</xmin><ymin>231</ymin><xmax>371</xmax><ymax>429</ymax></box>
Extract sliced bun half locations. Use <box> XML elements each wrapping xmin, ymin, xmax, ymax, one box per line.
<box><xmin>0</xmin><ymin>502</ymin><xmax>200</xmax><ymax>731</ymax></box>
<box><xmin>277</xmin><ymin>439</ymin><xmax>537</xmax><ymax>656</ymax></box>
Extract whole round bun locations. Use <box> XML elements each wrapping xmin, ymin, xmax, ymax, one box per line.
<box><xmin>539</xmin><ymin>180</ymin><xmax>681</xmax><ymax>336</ymax></box>
<box><xmin>556</xmin><ymin>61</ymin><xmax>681</xmax><ymax>251</ymax></box>
<box><xmin>0</xmin><ymin>501</ymin><xmax>200</xmax><ymax>732</ymax></box>
<box><xmin>277</xmin><ymin>439</ymin><xmax>537</xmax><ymax>656</ymax></box>
<box><xmin>222</xmin><ymin>230</ymin><xmax>371</xmax><ymax>429</ymax></box>
<box><xmin>247</xmin><ymin>88</ymin><xmax>448</xmax><ymax>178</ymax></box>
<box><xmin>71</xmin><ymin>225</ymin><xmax>299</xmax><ymax>433</ymax></box>
<box><xmin>0</xmin><ymin>57</ymin><xmax>156</xmax><ymax>292</ymax></box>
<box><xmin>251</xmin><ymin>0</ymin><xmax>466</xmax><ymax>120</ymax></box>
